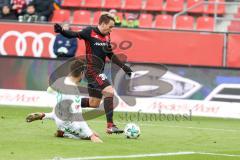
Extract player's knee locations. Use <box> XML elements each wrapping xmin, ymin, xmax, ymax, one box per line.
<box><xmin>102</xmin><ymin>86</ymin><xmax>114</xmax><ymax>97</ymax></box>
<box><xmin>104</xmin><ymin>91</ymin><xmax>114</xmax><ymax>97</ymax></box>
<box><xmin>89</xmin><ymin>98</ymin><xmax>101</xmax><ymax>107</ymax></box>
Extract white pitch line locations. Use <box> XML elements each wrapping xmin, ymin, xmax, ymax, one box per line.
<box><xmin>89</xmin><ymin>120</ymin><xmax>240</xmax><ymax>133</ymax></box>
<box><xmin>197</xmin><ymin>152</ymin><xmax>240</xmax><ymax>157</ymax></box>
<box><xmin>53</xmin><ymin>151</ymin><xmax>195</xmax><ymax>160</ymax></box>
<box><xmin>159</xmin><ymin>125</ymin><xmax>240</xmax><ymax>133</ymax></box>
<box><xmin>52</xmin><ymin>152</ymin><xmax>240</xmax><ymax>160</ymax></box>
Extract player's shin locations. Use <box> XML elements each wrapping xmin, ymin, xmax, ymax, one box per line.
<box><xmin>104</xmin><ymin>96</ymin><xmax>114</xmax><ymax>127</ymax></box>
<box><xmin>43</xmin><ymin>112</ymin><xmax>54</xmax><ymax>120</ymax></box>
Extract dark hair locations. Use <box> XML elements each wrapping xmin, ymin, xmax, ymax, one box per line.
<box><xmin>99</xmin><ymin>13</ymin><xmax>115</xmax><ymax>25</ymax></box>
<box><xmin>70</xmin><ymin>60</ymin><xmax>85</xmax><ymax>77</ymax></box>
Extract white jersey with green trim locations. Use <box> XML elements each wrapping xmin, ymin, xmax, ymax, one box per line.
<box><xmin>46</xmin><ymin>77</ymin><xmax>93</xmax><ymax>139</ymax></box>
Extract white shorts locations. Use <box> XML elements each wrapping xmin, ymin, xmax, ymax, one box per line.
<box><xmin>43</xmin><ymin>112</ymin><xmax>93</xmax><ymax>139</ymax></box>
<box><xmin>57</xmin><ymin>120</ymin><xmax>93</xmax><ymax>139</ymax></box>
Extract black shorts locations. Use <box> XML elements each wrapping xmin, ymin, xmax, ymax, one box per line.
<box><xmin>86</xmin><ymin>73</ymin><xmax>111</xmax><ymax>99</ymax></box>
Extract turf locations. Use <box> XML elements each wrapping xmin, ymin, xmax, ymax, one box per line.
<box><xmin>0</xmin><ymin>105</ymin><xmax>240</xmax><ymax>160</ymax></box>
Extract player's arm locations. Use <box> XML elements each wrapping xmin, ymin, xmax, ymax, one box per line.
<box><xmin>54</xmin><ymin>23</ymin><xmax>90</xmax><ymax>40</ymax></box>
<box><xmin>54</xmin><ymin>23</ymin><xmax>80</xmax><ymax>38</ymax></box>
<box><xmin>107</xmin><ymin>51</ymin><xmax>133</xmax><ymax>77</ymax></box>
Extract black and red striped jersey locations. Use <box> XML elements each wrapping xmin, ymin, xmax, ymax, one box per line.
<box><xmin>60</xmin><ymin>26</ymin><xmax>126</xmax><ymax>79</ymax></box>
<box><xmin>77</xmin><ymin>26</ymin><xmax>113</xmax><ymax>75</ymax></box>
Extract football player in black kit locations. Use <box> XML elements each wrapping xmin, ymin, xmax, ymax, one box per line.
<box><xmin>54</xmin><ymin>13</ymin><xmax>133</xmax><ymax>134</ymax></box>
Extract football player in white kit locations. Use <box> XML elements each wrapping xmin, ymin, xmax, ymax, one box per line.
<box><xmin>26</xmin><ymin>60</ymin><xmax>102</xmax><ymax>143</ymax></box>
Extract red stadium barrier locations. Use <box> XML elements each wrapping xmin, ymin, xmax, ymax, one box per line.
<box><xmin>0</xmin><ymin>22</ymin><xmax>56</xmax><ymax>58</ymax></box>
<box><xmin>227</xmin><ymin>34</ymin><xmax>240</xmax><ymax>68</ymax></box>
<box><xmin>0</xmin><ymin>22</ymin><xmax>226</xmax><ymax>67</ymax></box>
<box><xmin>111</xmin><ymin>28</ymin><xmax>224</xmax><ymax>66</ymax></box>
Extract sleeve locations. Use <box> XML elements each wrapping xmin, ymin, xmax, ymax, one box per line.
<box><xmin>77</xmin><ymin>27</ymin><xmax>91</xmax><ymax>40</ymax></box>
<box><xmin>60</xmin><ymin>27</ymin><xmax>91</xmax><ymax>40</ymax></box>
<box><xmin>106</xmin><ymin>41</ymin><xmax>133</xmax><ymax>76</ymax></box>
<box><xmin>107</xmin><ymin>51</ymin><xmax>125</xmax><ymax>68</ymax></box>
<box><xmin>106</xmin><ymin>36</ymin><xmax>125</xmax><ymax>68</ymax></box>
<box><xmin>60</xmin><ymin>30</ymin><xmax>80</xmax><ymax>39</ymax></box>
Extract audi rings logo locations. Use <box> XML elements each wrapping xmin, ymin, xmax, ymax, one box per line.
<box><xmin>0</xmin><ymin>31</ymin><xmax>56</xmax><ymax>57</ymax></box>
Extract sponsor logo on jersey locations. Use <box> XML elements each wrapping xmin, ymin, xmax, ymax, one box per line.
<box><xmin>94</xmin><ymin>42</ymin><xmax>107</xmax><ymax>46</ymax></box>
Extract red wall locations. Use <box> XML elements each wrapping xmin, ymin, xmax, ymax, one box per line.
<box><xmin>0</xmin><ymin>22</ymin><xmax>239</xmax><ymax>68</ymax></box>
<box><xmin>110</xmin><ymin>28</ymin><xmax>224</xmax><ymax>66</ymax></box>
<box><xmin>227</xmin><ymin>34</ymin><xmax>240</xmax><ymax>68</ymax></box>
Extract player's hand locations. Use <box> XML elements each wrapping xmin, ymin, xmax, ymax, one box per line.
<box><xmin>91</xmin><ymin>135</ymin><xmax>103</xmax><ymax>143</ymax></box>
<box><xmin>122</xmin><ymin>65</ymin><xmax>133</xmax><ymax>77</ymax></box>
<box><xmin>54</xmin><ymin>23</ymin><xmax>62</xmax><ymax>33</ymax></box>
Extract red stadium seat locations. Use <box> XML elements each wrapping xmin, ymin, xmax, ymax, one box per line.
<box><xmin>92</xmin><ymin>11</ymin><xmax>102</xmax><ymax>25</ymax></box>
<box><xmin>116</xmin><ymin>12</ymin><xmax>123</xmax><ymax>20</ymax></box>
<box><xmin>82</xmin><ymin>0</ymin><xmax>103</xmax><ymax>8</ymax></box>
<box><xmin>144</xmin><ymin>0</ymin><xmax>163</xmax><ymax>11</ymax></box>
<box><xmin>234</xmin><ymin>12</ymin><xmax>240</xmax><ymax>18</ymax></box>
<box><xmin>186</xmin><ymin>0</ymin><xmax>205</xmax><ymax>13</ymax></box>
<box><xmin>124</xmin><ymin>0</ymin><xmax>143</xmax><ymax>10</ymax></box>
<box><xmin>204</xmin><ymin>0</ymin><xmax>225</xmax><ymax>15</ymax></box>
<box><xmin>196</xmin><ymin>16</ymin><xmax>214</xmax><ymax>31</ymax></box>
<box><xmin>228</xmin><ymin>21</ymin><xmax>240</xmax><ymax>32</ymax></box>
<box><xmin>104</xmin><ymin>0</ymin><xmax>122</xmax><ymax>9</ymax></box>
<box><xmin>61</xmin><ymin>0</ymin><xmax>82</xmax><ymax>7</ymax></box>
<box><xmin>165</xmin><ymin>0</ymin><xmax>184</xmax><ymax>12</ymax></box>
<box><xmin>155</xmin><ymin>14</ymin><xmax>173</xmax><ymax>29</ymax></box>
<box><xmin>72</xmin><ymin>10</ymin><xmax>91</xmax><ymax>25</ymax></box>
<box><xmin>51</xmin><ymin>10</ymin><xmax>71</xmax><ymax>23</ymax></box>
<box><xmin>139</xmin><ymin>14</ymin><xmax>153</xmax><ymax>28</ymax></box>
<box><xmin>176</xmin><ymin>15</ymin><xmax>194</xmax><ymax>30</ymax></box>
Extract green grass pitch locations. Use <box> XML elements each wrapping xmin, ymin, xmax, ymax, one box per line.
<box><xmin>1</xmin><ymin>105</ymin><xmax>240</xmax><ymax>160</ymax></box>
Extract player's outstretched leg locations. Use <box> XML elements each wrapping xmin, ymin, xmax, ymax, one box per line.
<box><xmin>26</xmin><ymin>112</ymin><xmax>45</xmax><ymax>122</ymax></box>
<box><xmin>81</xmin><ymin>96</ymin><xmax>123</xmax><ymax>134</ymax></box>
<box><xmin>54</xmin><ymin>130</ymin><xmax>103</xmax><ymax>143</ymax></box>
<box><xmin>104</xmin><ymin>96</ymin><xmax>124</xmax><ymax>134</ymax></box>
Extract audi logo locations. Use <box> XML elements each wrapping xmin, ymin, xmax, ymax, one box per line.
<box><xmin>0</xmin><ymin>31</ymin><xmax>56</xmax><ymax>57</ymax></box>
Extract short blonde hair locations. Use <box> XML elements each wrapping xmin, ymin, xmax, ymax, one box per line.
<box><xmin>99</xmin><ymin>13</ymin><xmax>115</xmax><ymax>25</ymax></box>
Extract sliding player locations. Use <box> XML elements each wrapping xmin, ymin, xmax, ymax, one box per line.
<box><xmin>26</xmin><ymin>60</ymin><xmax>102</xmax><ymax>143</ymax></box>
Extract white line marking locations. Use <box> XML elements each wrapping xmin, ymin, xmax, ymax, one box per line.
<box><xmin>197</xmin><ymin>152</ymin><xmax>240</xmax><ymax>157</ymax></box>
<box><xmin>54</xmin><ymin>152</ymin><xmax>195</xmax><ymax>160</ymax></box>
<box><xmin>89</xmin><ymin>120</ymin><xmax>240</xmax><ymax>133</ymax></box>
<box><xmin>159</xmin><ymin>124</ymin><xmax>240</xmax><ymax>133</ymax></box>
<box><xmin>52</xmin><ymin>152</ymin><xmax>240</xmax><ymax>160</ymax></box>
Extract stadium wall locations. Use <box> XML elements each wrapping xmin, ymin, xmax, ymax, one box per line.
<box><xmin>227</xmin><ymin>34</ymin><xmax>240</xmax><ymax>68</ymax></box>
<box><xmin>0</xmin><ymin>22</ymin><xmax>240</xmax><ymax>67</ymax></box>
<box><xmin>1</xmin><ymin>88</ymin><xmax>240</xmax><ymax>119</ymax></box>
